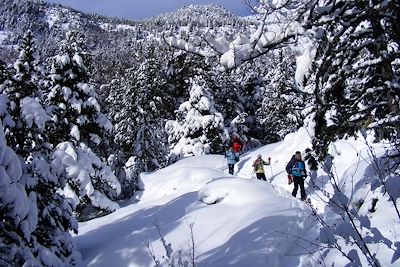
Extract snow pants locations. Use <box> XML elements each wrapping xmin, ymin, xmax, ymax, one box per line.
<box><xmin>228</xmin><ymin>164</ymin><xmax>234</xmax><ymax>175</ymax></box>
<box><xmin>256</xmin><ymin>173</ymin><xmax>267</xmax><ymax>181</ymax></box>
<box><xmin>292</xmin><ymin>175</ymin><xmax>306</xmax><ymax>200</ymax></box>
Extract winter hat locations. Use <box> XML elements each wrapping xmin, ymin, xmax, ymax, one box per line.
<box><xmin>257</xmin><ymin>154</ymin><xmax>262</xmax><ymax>159</ymax></box>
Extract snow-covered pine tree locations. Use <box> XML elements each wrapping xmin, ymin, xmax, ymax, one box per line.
<box><xmin>0</xmin><ymin>119</ymin><xmax>38</xmax><ymax>267</ymax></box>
<box><xmin>105</xmin><ymin>43</ymin><xmax>174</xmax><ymax>197</ymax></box>
<box><xmin>0</xmin><ymin>31</ymin><xmax>81</xmax><ymax>266</ymax></box>
<box><xmin>113</xmin><ymin>47</ymin><xmax>170</xmax><ymax>197</ymax></box>
<box><xmin>166</xmin><ymin>77</ymin><xmax>226</xmax><ymax>162</ymax></box>
<box><xmin>108</xmin><ymin>73</ymin><xmax>138</xmax><ymax>198</ymax></box>
<box><xmin>112</xmin><ymin>68</ymin><xmax>138</xmax><ymax>160</ymax></box>
<box><xmin>45</xmin><ymin>31</ymin><xmax>121</xmax><ymax>220</ymax></box>
<box><xmin>213</xmin><ymin>60</ymin><xmax>268</xmax><ymax>146</ymax></box>
<box><xmin>235</xmin><ymin>62</ymin><xmax>267</xmax><ymax>143</ymax></box>
<box><xmin>1</xmin><ymin>30</ymin><xmax>44</xmax><ymax>157</ymax></box>
<box><xmin>102</xmin><ymin>76</ymin><xmax>133</xmax><ymax>198</ymax></box>
<box><xmin>164</xmin><ymin>52</ymin><xmax>192</xmax><ymax>107</ymax></box>
<box><xmin>309</xmin><ymin>0</ymin><xmax>400</xmax><ymax>158</ymax></box>
<box><xmin>165</xmin><ymin>51</ymin><xmax>207</xmax><ymax>111</ymax></box>
<box><xmin>257</xmin><ymin>49</ymin><xmax>306</xmax><ymax>143</ymax></box>
<box><xmin>46</xmin><ymin>31</ymin><xmax>112</xmax><ymax>150</ymax></box>
<box><xmin>131</xmin><ymin>56</ymin><xmax>169</xmax><ymax>173</ymax></box>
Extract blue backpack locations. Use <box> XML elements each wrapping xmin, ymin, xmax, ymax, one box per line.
<box><xmin>291</xmin><ymin>161</ymin><xmax>304</xmax><ymax>177</ymax></box>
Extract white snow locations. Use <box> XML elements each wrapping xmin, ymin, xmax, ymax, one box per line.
<box><xmin>75</xmin><ymin>125</ymin><xmax>399</xmax><ymax>267</ymax></box>
<box><xmin>0</xmin><ymin>119</ymin><xmax>6</xmax><ymax>145</ymax></box>
<box><xmin>76</xmin><ymin>153</ymin><xmax>312</xmax><ymax>266</ymax></box>
<box><xmin>52</xmin><ymin>142</ymin><xmax>121</xmax><ymax>211</ymax></box>
<box><xmin>20</xmin><ymin>97</ymin><xmax>50</xmax><ymax>130</ymax></box>
<box><xmin>99</xmin><ymin>23</ymin><xmax>136</xmax><ymax>32</ymax></box>
<box><xmin>45</xmin><ymin>8</ymin><xmax>61</xmax><ymax>29</ymax></box>
<box><xmin>77</xmin><ymin>83</ymin><xmax>92</xmax><ymax>95</ymax></box>
<box><xmin>70</xmin><ymin>98</ymin><xmax>83</xmax><ymax>113</ymax></box>
<box><xmin>295</xmin><ymin>37</ymin><xmax>317</xmax><ymax>89</ymax></box>
<box><xmin>73</xmin><ymin>54</ymin><xmax>84</xmax><ymax>68</ymax></box>
<box><xmin>116</xmin><ymin>24</ymin><xmax>136</xmax><ymax>31</ymax></box>
<box><xmin>96</xmin><ymin>114</ymin><xmax>113</xmax><ymax>133</ymax></box>
<box><xmin>83</xmin><ymin>97</ymin><xmax>101</xmax><ymax>113</ymax></box>
<box><xmin>55</xmin><ymin>55</ymin><xmax>70</xmax><ymax>67</ymax></box>
<box><xmin>70</xmin><ymin>125</ymin><xmax>80</xmax><ymax>141</ymax></box>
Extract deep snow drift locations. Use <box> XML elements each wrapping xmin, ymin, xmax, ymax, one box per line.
<box><xmin>75</xmin><ymin>127</ymin><xmax>399</xmax><ymax>267</ymax></box>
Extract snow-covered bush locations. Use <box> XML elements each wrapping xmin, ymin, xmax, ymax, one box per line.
<box><xmin>145</xmin><ymin>221</ymin><xmax>197</xmax><ymax>267</ymax></box>
<box><xmin>52</xmin><ymin>141</ymin><xmax>121</xmax><ymax>219</ymax></box>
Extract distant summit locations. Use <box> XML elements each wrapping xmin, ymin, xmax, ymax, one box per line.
<box><xmin>0</xmin><ymin>0</ymin><xmax>252</xmax><ymax>83</ymax></box>
<box><xmin>147</xmin><ymin>4</ymin><xmax>244</xmax><ymax>27</ymax></box>
<box><xmin>158</xmin><ymin>4</ymin><xmax>236</xmax><ymax>19</ymax></box>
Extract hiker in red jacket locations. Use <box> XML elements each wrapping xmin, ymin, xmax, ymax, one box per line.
<box><xmin>230</xmin><ymin>136</ymin><xmax>243</xmax><ymax>153</ymax></box>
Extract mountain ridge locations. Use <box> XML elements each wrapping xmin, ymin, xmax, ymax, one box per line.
<box><xmin>0</xmin><ymin>0</ymin><xmax>252</xmax><ymax>83</ymax></box>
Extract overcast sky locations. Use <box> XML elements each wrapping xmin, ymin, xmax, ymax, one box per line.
<box><xmin>44</xmin><ymin>0</ymin><xmax>253</xmax><ymax>20</ymax></box>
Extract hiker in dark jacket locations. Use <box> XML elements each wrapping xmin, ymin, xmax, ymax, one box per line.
<box><xmin>225</xmin><ymin>147</ymin><xmax>239</xmax><ymax>175</ymax></box>
<box><xmin>286</xmin><ymin>151</ymin><xmax>307</xmax><ymax>201</ymax></box>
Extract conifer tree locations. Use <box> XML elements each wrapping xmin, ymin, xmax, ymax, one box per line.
<box><xmin>257</xmin><ymin>49</ymin><xmax>306</xmax><ymax>142</ymax></box>
<box><xmin>131</xmin><ymin>56</ymin><xmax>170</xmax><ymax>173</ymax></box>
<box><xmin>166</xmin><ymin>77</ymin><xmax>226</xmax><ymax>162</ymax></box>
<box><xmin>0</xmin><ymin>120</ymin><xmax>38</xmax><ymax>267</ymax></box>
<box><xmin>107</xmin><ymin>44</ymin><xmax>181</xmax><ymax>196</ymax></box>
<box><xmin>46</xmin><ymin>31</ymin><xmax>121</xmax><ymax>219</ymax></box>
<box><xmin>0</xmin><ymin>31</ymin><xmax>81</xmax><ymax>266</ymax></box>
<box><xmin>309</xmin><ymin>0</ymin><xmax>400</xmax><ymax>157</ymax></box>
<box><xmin>112</xmin><ymin>47</ymin><xmax>170</xmax><ymax>197</ymax></box>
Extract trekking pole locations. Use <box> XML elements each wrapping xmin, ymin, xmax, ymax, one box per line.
<box><xmin>268</xmin><ymin>157</ymin><xmax>274</xmax><ymax>177</ymax></box>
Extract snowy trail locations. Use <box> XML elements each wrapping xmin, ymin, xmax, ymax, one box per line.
<box><xmin>75</xmin><ymin>127</ymin><xmax>395</xmax><ymax>267</ymax></box>
<box><xmin>75</xmin><ymin>149</ymin><xmax>318</xmax><ymax>267</ymax></box>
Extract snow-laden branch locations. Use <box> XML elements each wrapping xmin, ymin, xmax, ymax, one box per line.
<box><xmin>164</xmin><ymin>0</ymin><xmax>368</xmax><ymax>70</ymax></box>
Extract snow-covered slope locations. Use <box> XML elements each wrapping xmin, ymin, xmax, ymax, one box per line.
<box><xmin>75</xmin><ymin>127</ymin><xmax>399</xmax><ymax>267</ymax></box>
<box><xmin>76</xmin><ymin>156</ymin><xmax>312</xmax><ymax>267</ymax></box>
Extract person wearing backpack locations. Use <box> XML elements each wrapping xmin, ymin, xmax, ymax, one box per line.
<box><xmin>225</xmin><ymin>147</ymin><xmax>239</xmax><ymax>175</ymax></box>
<box><xmin>230</xmin><ymin>135</ymin><xmax>243</xmax><ymax>154</ymax></box>
<box><xmin>286</xmin><ymin>151</ymin><xmax>307</xmax><ymax>201</ymax></box>
<box><xmin>252</xmin><ymin>154</ymin><xmax>271</xmax><ymax>181</ymax></box>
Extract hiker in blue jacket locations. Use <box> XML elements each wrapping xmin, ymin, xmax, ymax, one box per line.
<box><xmin>286</xmin><ymin>151</ymin><xmax>307</xmax><ymax>201</ymax></box>
<box><xmin>225</xmin><ymin>147</ymin><xmax>239</xmax><ymax>175</ymax></box>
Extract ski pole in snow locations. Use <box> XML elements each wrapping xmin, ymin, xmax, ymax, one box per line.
<box><xmin>268</xmin><ymin>157</ymin><xmax>274</xmax><ymax>178</ymax></box>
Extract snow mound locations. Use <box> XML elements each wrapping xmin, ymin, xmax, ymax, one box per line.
<box><xmin>199</xmin><ymin>182</ymin><xmax>228</xmax><ymax>204</ymax></box>
<box><xmin>199</xmin><ymin>178</ymin><xmax>274</xmax><ymax>205</ymax></box>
